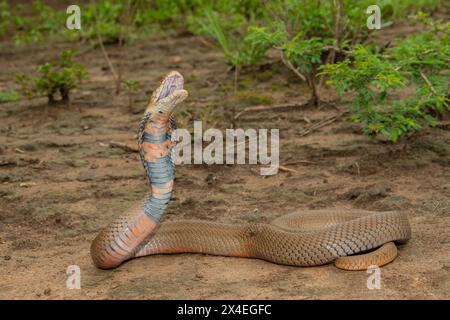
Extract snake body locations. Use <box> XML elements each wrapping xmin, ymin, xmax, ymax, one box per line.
<box><xmin>90</xmin><ymin>71</ymin><xmax>411</xmax><ymax>271</ymax></box>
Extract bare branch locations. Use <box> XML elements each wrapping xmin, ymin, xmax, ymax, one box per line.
<box><xmin>298</xmin><ymin>112</ymin><xmax>348</xmax><ymax>137</ymax></box>
<box><xmin>234</xmin><ymin>101</ymin><xmax>311</xmax><ymax>120</ymax></box>
<box><xmin>319</xmin><ymin>1</ymin><xmax>345</xmax><ymax>90</ymax></box>
<box><xmin>109</xmin><ymin>141</ymin><xmax>139</xmax><ymax>152</ymax></box>
<box><xmin>322</xmin><ymin>45</ymin><xmax>351</xmax><ymax>55</ymax></box>
<box><xmin>277</xmin><ymin>165</ymin><xmax>299</xmax><ymax>174</ymax></box>
<box><xmin>420</xmin><ymin>71</ymin><xmax>437</xmax><ymax>95</ymax></box>
<box><xmin>281</xmin><ymin>160</ymin><xmax>316</xmax><ymax>166</ymax></box>
<box><xmin>279</xmin><ymin>50</ymin><xmax>307</xmax><ymax>82</ymax></box>
<box><xmin>95</xmin><ymin>9</ymin><xmax>119</xmax><ymax>81</ymax></box>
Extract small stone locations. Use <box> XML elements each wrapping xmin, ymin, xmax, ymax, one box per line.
<box><xmin>4</xmin><ymin>255</ymin><xmax>11</xmax><ymax>260</ymax></box>
<box><xmin>19</xmin><ymin>182</ymin><xmax>37</xmax><ymax>188</ymax></box>
<box><xmin>205</xmin><ymin>174</ymin><xmax>217</xmax><ymax>185</ymax></box>
<box><xmin>44</xmin><ymin>288</ymin><xmax>51</xmax><ymax>296</ymax></box>
<box><xmin>171</xmin><ymin>56</ymin><xmax>182</xmax><ymax>64</ymax></box>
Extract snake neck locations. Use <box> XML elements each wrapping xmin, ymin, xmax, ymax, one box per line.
<box><xmin>138</xmin><ymin>111</ymin><xmax>175</xmax><ymax>223</ymax></box>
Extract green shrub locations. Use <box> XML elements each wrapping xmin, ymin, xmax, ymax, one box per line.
<box><xmin>320</xmin><ymin>23</ymin><xmax>449</xmax><ymax>142</ymax></box>
<box><xmin>16</xmin><ymin>50</ymin><xmax>88</xmax><ymax>104</ymax></box>
<box><xmin>1</xmin><ymin>0</ymin><xmax>448</xmax><ymax>45</ymax></box>
<box><xmin>77</xmin><ymin>0</ymin><xmax>125</xmax><ymax>44</ymax></box>
<box><xmin>390</xmin><ymin>19</ymin><xmax>449</xmax><ymax>113</ymax></box>
<box><xmin>0</xmin><ymin>1</ymin><xmax>13</xmax><ymax>38</ymax></box>
<box><xmin>187</xmin><ymin>4</ymin><xmax>267</xmax><ymax>68</ymax></box>
<box><xmin>246</xmin><ymin>22</ymin><xmax>332</xmax><ymax>105</ymax></box>
<box><xmin>13</xmin><ymin>1</ymin><xmax>64</xmax><ymax>45</ymax></box>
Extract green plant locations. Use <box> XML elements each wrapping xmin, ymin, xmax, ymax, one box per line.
<box><xmin>390</xmin><ymin>24</ymin><xmax>450</xmax><ymax>113</ymax></box>
<box><xmin>123</xmin><ymin>79</ymin><xmax>140</xmax><ymax>110</ymax></box>
<box><xmin>15</xmin><ymin>74</ymin><xmax>35</xmax><ymax>99</ymax></box>
<box><xmin>1</xmin><ymin>0</ymin><xmax>447</xmax><ymax>45</ymax></box>
<box><xmin>320</xmin><ymin>24</ymin><xmax>449</xmax><ymax>142</ymax></box>
<box><xmin>246</xmin><ymin>22</ymin><xmax>332</xmax><ymax>106</ymax></box>
<box><xmin>0</xmin><ymin>90</ymin><xmax>20</xmax><ymax>103</ymax></box>
<box><xmin>177</xmin><ymin>105</ymin><xmax>221</xmax><ymax>133</ymax></box>
<box><xmin>188</xmin><ymin>6</ymin><xmax>266</xmax><ymax>68</ymax></box>
<box><xmin>262</xmin><ymin>0</ymin><xmax>334</xmax><ymax>39</ymax></box>
<box><xmin>385</xmin><ymin>0</ymin><xmax>443</xmax><ymax>18</ymax></box>
<box><xmin>16</xmin><ymin>50</ymin><xmax>88</xmax><ymax>104</ymax></box>
<box><xmin>187</xmin><ymin>5</ymin><xmax>269</xmax><ymax>124</ymax></box>
<box><xmin>134</xmin><ymin>0</ymin><xmax>198</xmax><ymax>31</ymax></box>
<box><xmin>79</xmin><ymin>0</ymin><xmax>127</xmax><ymax>44</ymax></box>
<box><xmin>80</xmin><ymin>0</ymin><xmax>194</xmax><ymax>44</ymax></box>
<box><xmin>13</xmin><ymin>1</ymin><xmax>63</xmax><ymax>45</ymax></box>
<box><xmin>0</xmin><ymin>1</ymin><xmax>12</xmax><ymax>38</ymax></box>
<box><xmin>238</xmin><ymin>1</ymin><xmax>345</xmax><ymax>106</ymax></box>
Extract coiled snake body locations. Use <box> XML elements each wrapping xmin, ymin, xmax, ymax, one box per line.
<box><xmin>90</xmin><ymin>71</ymin><xmax>411</xmax><ymax>271</ymax></box>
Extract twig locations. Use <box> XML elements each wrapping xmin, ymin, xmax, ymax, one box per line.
<box><xmin>96</xmin><ymin>29</ymin><xmax>118</xmax><ymax>81</ymax></box>
<box><xmin>299</xmin><ymin>118</ymin><xmax>337</xmax><ymax>137</ymax></box>
<box><xmin>420</xmin><ymin>71</ymin><xmax>437</xmax><ymax>94</ymax></box>
<box><xmin>234</xmin><ymin>101</ymin><xmax>310</xmax><ymax>120</ymax></box>
<box><xmin>277</xmin><ymin>164</ymin><xmax>299</xmax><ymax>174</ymax></box>
<box><xmin>197</xmin><ymin>37</ymin><xmax>217</xmax><ymax>49</ymax></box>
<box><xmin>279</xmin><ymin>50</ymin><xmax>307</xmax><ymax>82</ymax></box>
<box><xmin>322</xmin><ymin>45</ymin><xmax>351</xmax><ymax>55</ymax></box>
<box><xmin>19</xmin><ymin>182</ymin><xmax>37</xmax><ymax>188</ymax></box>
<box><xmin>232</xmin><ymin>64</ymin><xmax>239</xmax><ymax>128</ymax></box>
<box><xmin>436</xmin><ymin>121</ymin><xmax>450</xmax><ymax>129</ymax></box>
<box><xmin>0</xmin><ymin>160</ymin><xmax>16</xmax><ymax>166</ymax></box>
<box><xmin>354</xmin><ymin>161</ymin><xmax>361</xmax><ymax>177</ymax></box>
<box><xmin>109</xmin><ymin>141</ymin><xmax>139</xmax><ymax>152</ymax></box>
<box><xmin>319</xmin><ymin>0</ymin><xmax>344</xmax><ymax>91</ymax></box>
<box><xmin>299</xmin><ymin>112</ymin><xmax>347</xmax><ymax>137</ymax></box>
<box><xmin>94</xmin><ymin>6</ymin><xmax>120</xmax><ymax>92</ymax></box>
<box><xmin>281</xmin><ymin>160</ymin><xmax>315</xmax><ymax>166</ymax></box>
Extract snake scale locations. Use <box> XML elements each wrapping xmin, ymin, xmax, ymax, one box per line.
<box><xmin>90</xmin><ymin>71</ymin><xmax>411</xmax><ymax>271</ymax></box>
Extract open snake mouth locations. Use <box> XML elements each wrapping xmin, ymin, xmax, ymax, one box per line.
<box><xmin>156</xmin><ymin>71</ymin><xmax>184</xmax><ymax>102</ymax></box>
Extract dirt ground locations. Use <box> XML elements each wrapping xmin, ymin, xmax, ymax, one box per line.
<box><xmin>0</xmin><ymin>27</ymin><xmax>450</xmax><ymax>300</ymax></box>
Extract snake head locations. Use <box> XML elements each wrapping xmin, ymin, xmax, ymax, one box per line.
<box><xmin>146</xmin><ymin>71</ymin><xmax>188</xmax><ymax>115</ymax></box>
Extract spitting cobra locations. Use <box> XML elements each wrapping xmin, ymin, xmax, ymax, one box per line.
<box><xmin>90</xmin><ymin>71</ymin><xmax>411</xmax><ymax>271</ymax></box>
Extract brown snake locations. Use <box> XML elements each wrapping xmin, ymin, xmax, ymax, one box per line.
<box><xmin>90</xmin><ymin>71</ymin><xmax>411</xmax><ymax>271</ymax></box>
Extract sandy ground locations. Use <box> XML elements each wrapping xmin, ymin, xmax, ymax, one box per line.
<box><xmin>0</xmin><ymin>29</ymin><xmax>449</xmax><ymax>299</ymax></box>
